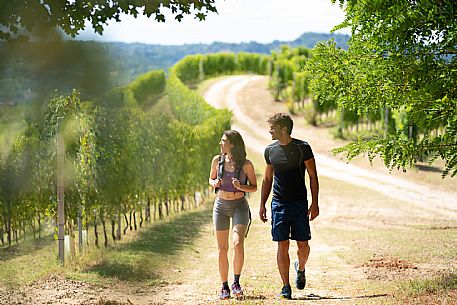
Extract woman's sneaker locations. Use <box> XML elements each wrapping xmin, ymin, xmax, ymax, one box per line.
<box><xmin>219</xmin><ymin>286</ymin><xmax>230</xmax><ymax>300</ymax></box>
<box><xmin>294</xmin><ymin>261</ymin><xmax>306</xmax><ymax>290</ymax></box>
<box><xmin>231</xmin><ymin>282</ymin><xmax>244</xmax><ymax>299</ymax></box>
<box><xmin>278</xmin><ymin>284</ymin><xmax>292</xmax><ymax>299</ymax></box>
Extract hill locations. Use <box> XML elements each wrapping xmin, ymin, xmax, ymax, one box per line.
<box><xmin>0</xmin><ymin>32</ymin><xmax>349</xmax><ymax>105</ymax></box>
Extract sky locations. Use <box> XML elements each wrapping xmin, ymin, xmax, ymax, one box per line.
<box><xmin>78</xmin><ymin>0</ymin><xmax>350</xmax><ymax>45</ymax></box>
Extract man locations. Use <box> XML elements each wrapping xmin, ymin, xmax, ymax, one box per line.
<box><xmin>259</xmin><ymin>113</ymin><xmax>319</xmax><ymax>299</ymax></box>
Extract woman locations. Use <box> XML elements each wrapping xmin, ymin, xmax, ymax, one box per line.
<box><xmin>209</xmin><ymin>130</ymin><xmax>257</xmax><ymax>300</ymax></box>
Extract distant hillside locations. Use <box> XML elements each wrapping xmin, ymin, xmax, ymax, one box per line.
<box><xmin>104</xmin><ymin>32</ymin><xmax>349</xmax><ymax>81</ymax></box>
<box><xmin>0</xmin><ymin>32</ymin><xmax>349</xmax><ymax>105</ymax></box>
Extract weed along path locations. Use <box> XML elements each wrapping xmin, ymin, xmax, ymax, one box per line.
<box><xmin>2</xmin><ymin>76</ymin><xmax>456</xmax><ymax>305</ymax></box>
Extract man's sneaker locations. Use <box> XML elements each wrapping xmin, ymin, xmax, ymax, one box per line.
<box><xmin>219</xmin><ymin>286</ymin><xmax>230</xmax><ymax>300</ymax></box>
<box><xmin>231</xmin><ymin>282</ymin><xmax>244</xmax><ymax>299</ymax></box>
<box><xmin>278</xmin><ymin>284</ymin><xmax>292</xmax><ymax>299</ymax></box>
<box><xmin>294</xmin><ymin>261</ymin><xmax>306</xmax><ymax>290</ymax></box>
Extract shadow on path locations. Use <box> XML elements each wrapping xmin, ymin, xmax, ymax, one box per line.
<box><xmin>295</xmin><ymin>293</ymin><xmax>390</xmax><ymax>301</ymax></box>
<box><xmin>0</xmin><ymin>234</ymin><xmax>54</xmax><ymax>262</ymax></box>
<box><xmin>86</xmin><ymin>205</ymin><xmax>213</xmax><ymax>282</ymax></box>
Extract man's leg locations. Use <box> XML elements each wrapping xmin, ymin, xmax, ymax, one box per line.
<box><xmin>296</xmin><ymin>240</ymin><xmax>310</xmax><ymax>270</ymax></box>
<box><xmin>277</xmin><ymin>240</ymin><xmax>290</xmax><ymax>285</ymax></box>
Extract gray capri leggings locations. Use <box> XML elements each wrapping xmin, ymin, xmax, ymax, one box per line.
<box><xmin>213</xmin><ymin>197</ymin><xmax>250</xmax><ymax>231</ymax></box>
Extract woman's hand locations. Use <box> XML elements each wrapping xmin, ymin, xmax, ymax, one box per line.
<box><xmin>212</xmin><ymin>178</ymin><xmax>221</xmax><ymax>188</ymax></box>
<box><xmin>232</xmin><ymin>178</ymin><xmax>241</xmax><ymax>190</ymax></box>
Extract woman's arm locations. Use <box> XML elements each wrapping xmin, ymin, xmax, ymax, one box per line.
<box><xmin>232</xmin><ymin>160</ymin><xmax>257</xmax><ymax>193</ymax></box>
<box><xmin>209</xmin><ymin>155</ymin><xmax>221</xmax><ymax>189</ymax></box>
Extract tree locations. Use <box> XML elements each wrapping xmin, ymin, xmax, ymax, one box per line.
<box><xmin>0</xmin><ymin>0</ymin><xmax>218</xmax><ymax>40</ymax></box>
<box><xmin>307</xmin><ymin>0</ymin><xmax>457</xmax><ymax>177</ymax></box>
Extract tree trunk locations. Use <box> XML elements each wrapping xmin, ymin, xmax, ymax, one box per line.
<box><xmin>181</xmin><ymin>195</ymin><xmax>185</xmax><ymax>212</ymax></box>
<box><xmin>31</xmin><ymin>217</ymin><xmax>36</xmax><ymax>239</ymax></box>
<box><xmin>7</xmin><ymin>202</ymin><xmax>11</xmax><ymax>247</ymax></box>
<box><xmin>146</xmin><ymin>195</ymin><xmax>151</xmax><ymax>222</ymax></box>
<box><xmin>1</xmin><ymin>211</ymin><xmax>5</xmax><ymax>245</ymax></box>
<box><xmin>117</xmin><ymin>214</ymin><xmax>121</xmax><ymax>240</ymax></box>
<box><xmin>123</xmin><ymin>213</ymin><xmax>129</xmax><ymax>235</ymax></box>
<box><xmin>38</xmin><ymin>213</ymin><xmax>41</xmax><ymax>239</ymax></box>
<box><xmin>0</xmin><ymin>223</ymin><xmax>4</xmax><ymax>245</ymax></box>
<box><xmin>85</xmin><ymin>215</ymin><xmax>89</xmax><ymax>246</ymax></box>
<box><xmin>133</xmin><ymin>211</ymin><xmax>137</xmax><ymax>231</ymax></box>
<box><xmin>153</xmin><ymin>198</ymin><xmax>157</xmax><ymax>221</ymax></box>
<box><xmin>101</xmin><ymin>217</ymin><xmax>108</xmax><ymax>247</ymax></box>
<box><xmin>111</xmin><ymin>219</ymin><xmax>116</xmax><ymax>241</ymax></box>
<box><xmin>94</xmin><ymin>219</ymin><xmax>99</xmax><ymax>247</ymax></box>
<box><xmin>22</xmin><ymin>220</ymin><xmax>26</xmax><ymax>241</ymax></box>
<box><xmin>158</xmin><ymin>202</ymin><xmax>163</xmax><ymax>220</ymax></box>
<box><xmin>14</xmin><ymin>228</ymin><xmax>18</xmax><ymax>245</ymax></box>
<box><xmin>165</xmin><ymin>198</ymin><xmax>169</xmax><ymax>216</ymax></box>
<box><xmin>193</xmin><ymin>193</ymin><xmax>198</xmax><ymax>208</ymax></box>
<box><xmin>129</xmin><ymin>211</ymin><xmax>133</xmax><ymax>231</ymax></box>
<box><xmin>139</xmin><ymin>209</ymin><xmax>143</xmax><ymax>228</ymax></box>
<box><xmin>69</xmin><ymin>218</ymin><xmax>76</xmax><ymax>257</ymax></box>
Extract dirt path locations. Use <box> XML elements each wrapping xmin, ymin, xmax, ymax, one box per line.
<box><xmin>204</xmin><ymin>75</ymin><xmax>457</xmax><ymax>220</ymax></box>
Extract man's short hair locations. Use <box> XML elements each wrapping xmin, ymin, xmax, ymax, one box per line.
<box><xmin>267</xmin><ymin>113</ymin><xmax>293</xmax><ymax>135</ymax></box>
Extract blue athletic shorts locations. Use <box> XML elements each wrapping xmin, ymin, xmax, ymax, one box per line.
<box><xmin>271</xmin><ymin>198</ymin><xmax>311</xmax><ymax>241</ymax></box>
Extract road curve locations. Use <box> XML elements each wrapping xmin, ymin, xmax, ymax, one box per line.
<box><xmin>203</xmin><ymin>75</ymin><xmax>457</xmax><ymax>220</ymax></box>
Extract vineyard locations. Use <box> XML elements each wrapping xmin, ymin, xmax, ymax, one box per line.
<box><xmin>1</xmin><ymin>48</ymin><xmax>456</xmax><ymax>304</ymax></box>
<box><xmin>2</xmin><ymin>36</ymin><xmax>456</xmax><ymax>253</ymax></box>
<box><xmin>0</xmin><ymin>1</ymin><xmax>456</xmax><ymax>304</ymax></box>
<box><xmin>0</xmin><ymin>52</ymin><xmax>273</xmax><ymax>255</ymax></box>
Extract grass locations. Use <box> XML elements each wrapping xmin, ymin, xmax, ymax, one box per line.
<box><xmin>146</xmin><ymin>94</ymin><xmax>173</xmax><ymax>115</ymax></box>
<box><xmin>0</xmin><ymin>235</ymin><xmax>60</xmax><ymax>287</ymax></box>
<box><xmin>385</xmin><ymin>271</ymin><xmax>457</xmax><ymax>304</ymax></box>
<box><xmin>65</xmin><ymin>203</ymin><xmax>214</xmax><ymax>285</ymax></box>
<box><xmin>405</xmin><ymin>271</ymin><xmax>457</xmax><ymax>295</ymax></box>
<box><xmin>0</xmin><ymin>202</ymin><xmax>214</xmax><ymax>289</ymax></box>
<box><xmin>319</xmin><ymin>226</ymin><xmax>457</xmax><ymax>265</ymax></box>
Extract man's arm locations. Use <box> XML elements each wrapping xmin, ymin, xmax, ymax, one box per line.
<box><xmin>259</xmin><ymin>164</ymin><xmax>274</xmax><ymax>223</ymax></box>
<box><xmin>305</xmin><ymin>157</ymin><xmax>319</xmax><ymax>221</ymax></box>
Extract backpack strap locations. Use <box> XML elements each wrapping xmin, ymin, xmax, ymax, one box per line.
<box><xmin>215</xmin><ymin>154</ymin><xmax>225</xmax><ymax>193</ymax></box>
<box><xmin>245</xmin><ymin>208</ymin><xmax>252</xmax><ymax>238</ymax></box>
<box><xmin>234</xmin><ymin>165</ymin><xmax>247</xmax><ymax>195</ymax></box>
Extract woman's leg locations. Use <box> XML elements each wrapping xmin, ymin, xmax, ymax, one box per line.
<box><xmin>216</xmin><ymin>230</ymin><xmax>230</xmax><ymax>283</ymax></box>
<box><xmin>232</xmin><ymin>224</ymin><xmax>247</xmax><ymax>275</ymax></box>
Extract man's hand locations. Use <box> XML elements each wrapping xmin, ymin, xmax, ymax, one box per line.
<box><xmin>308</xmin><ymin>202</ymin><xmax>319</xmax><ymax>221</ymax></box>
<box><xmin>259</xmin><ymin>205</ymin><xmax>268</xmax><ymax>223</ymax></box>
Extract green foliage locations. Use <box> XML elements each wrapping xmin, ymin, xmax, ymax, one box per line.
<box><xmin>127</xmin><ymin>70</ymin><xmax>166</xmax><ymax>106</ymax></box>
<box><xmin>172</xmin><ymin>55</ymin><xmax>202</xmax><ymax>86</ymax></box>
<box><xmin>308</xmin><ymin>0</ymin><xmax>457</xmax><ymax>177</ymax></box>
<box><xmin>96</xmin><ymin>69</ymin><xmax>167</xmax><ymax>108</ymax></box>
<box><xmin>237</xmin><ymin>52</ymin><xmax>269</xmax><ymax>75</ymax></box>
<box><xmin>202</xmin><ymin>53</ymin><xmax>237</xmax><ymax>77</ymax></box>
<box><xmin>0</xmin><ymin>1</ymin><xmax>218</xmax><ymax>41</ymax></box>
<box><xmin>268</xmin><ymin>45</ymin><xmax>311</xmax><ymax>102</ymax></box>
<box><xmin>0</xmin><ymin>49</ymin><xmax>239</xmax><ymax>247</ymax></box>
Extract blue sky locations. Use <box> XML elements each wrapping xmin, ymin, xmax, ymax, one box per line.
<box><xmin>78</xmin><ymin>0</ymin><xmax>349</xmax><ymax>45</ymax></box>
